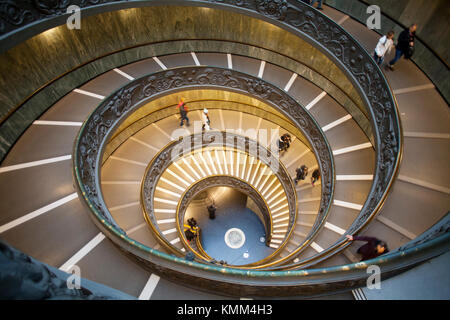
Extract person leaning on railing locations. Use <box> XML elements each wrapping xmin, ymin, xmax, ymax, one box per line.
<box><xmin>345</xmin><ymin>235</ymin><xmax>389</xmax><ymax>261</ymax></box>
<box><xmin>278</xmin><ymin>133</ymin><xmax>292</xmax><ymax>152</ymax></box>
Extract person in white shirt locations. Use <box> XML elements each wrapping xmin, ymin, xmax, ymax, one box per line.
<box><xmin>202</xmin><ymin>108</ymin><xmax>211</xmax><ymax>131</ymax></box>
<box><xmin>374</xmin><ymin>30</ymin><xmax>395</xmax><ymax>66</ymax></box>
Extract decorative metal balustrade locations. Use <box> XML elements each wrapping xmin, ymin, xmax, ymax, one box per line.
<box><xmin>71</xmin><ymin>0</ymin><xmax>401</xmax><ymax>268</ymax></box>
<box><xmin>3</xmin><ymin>0</ymin><xmax>445</xmax><ymax>297</ymax></box>
<box><xmin>68</xmin><ymin>0</ymin><xmax>405</xmax><ymax>295</ymax></box>
<box><xmin>140</xmin><ymin>132</ymin><xmax>298</xmax><ymax>259</ymax></box>
<box><xmin>175</xmin><ymin>174</ymin><xmax>278</xmax><ymax>260</ymax></box>
<box><xmin>74</xmin><ymin>65</ymin><xmax>334</xmax><ymax>265</ymax></box>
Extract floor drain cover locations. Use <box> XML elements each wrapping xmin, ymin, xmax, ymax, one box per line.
<box><xmin>224</xmin><ymin>228</ymin><xmax>246</xmax><ymax>249</ymax></box>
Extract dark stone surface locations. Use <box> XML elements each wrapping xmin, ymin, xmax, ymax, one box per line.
<box><xmin>0</xmin><ymin>239</ymin><xmax>135</xmax><ymax>300</ymax></box>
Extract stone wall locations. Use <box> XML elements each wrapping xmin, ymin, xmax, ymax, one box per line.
<box><xmin>325</xmin><ymin>0</ymin><xmax>450</xmax><ymax>104</ymax></box>
<box><xmin>0</xmin><ymin>5</ymin><xmax>369</xmax><ymax>162</ymax></box>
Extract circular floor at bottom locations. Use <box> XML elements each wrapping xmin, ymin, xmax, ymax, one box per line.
<box><xmin>185</xmin><ymin>187</ymin><xmax>275</xmax><ymax>265</ymax></box>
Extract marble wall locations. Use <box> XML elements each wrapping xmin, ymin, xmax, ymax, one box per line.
<box><xmin>103</xmin><ymin>89</ymin><xmax>316</xmax><ymax>161</ymax></box>
<box><xmin>0</xmin><ymin>5</ymin><xmax>369</xmax><ymax>162</ymax></box>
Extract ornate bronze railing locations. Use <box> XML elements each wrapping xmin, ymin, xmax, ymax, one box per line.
<box><xmin>139</xmin><ymin>132</ymin><xmax>299</xmax><ymax>260</ymax></box>
<box><xmin>69</xmin><ymin>0</ymin><xmax>414</xmax><ymax>295</ymax></box>
<box><xmin>1</xmin><ymin>0</ymin><xmax>446</xmax><ymax>297</ymax></box>
<box><xmin>86</xmin><ymin>209</ymin><xmax>450</xmax><ymax>297</ymax></box>
<box><xmin>74</xmin><ymin>65</ymin><xmax>335</xmax><ymax>262</ymax></box>
<box><xmin>174</xmin><ymin>174</ymin><xmax>277</xmax><ymax>262</ymax></box>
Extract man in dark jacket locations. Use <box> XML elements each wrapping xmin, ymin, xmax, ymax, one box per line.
<box><xmin>311</xmin><ymin>168</ymin><xmax>320</xmax><ymax>187</ymax></box>
<box><xmin>278</xmin><ymin>133</ymin><xmax>292</xmax><ymax>152</ymax></box>
<box><xmin>346</xmin><ymin>235</ymin><xmax>389</xmax><ymax>261</ymax></box>
<box><xmin>387</xmin><ymin>24</ymin><xmax>417</xmax><ymax>70</ymax></box>
<box><xmin>294</xmin><ymin>165</ymin><xmax>308</xmax><ymax>185</ymax></box>
<box><xmin>207</xmin><ymin>204</ymin><xmax>216</xmax><ymax>220</ymax></box>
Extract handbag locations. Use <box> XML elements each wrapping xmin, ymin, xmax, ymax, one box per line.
<box><xmin>405</xmin><ymin>45</ymin><xmax>415</xmax><ymax>59</ymax></box>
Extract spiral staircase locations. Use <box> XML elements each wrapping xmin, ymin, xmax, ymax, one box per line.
<box><xmin>0</xmin><ymin>1</ymin><xmax>449</xmax><ymax>300</ymax></box>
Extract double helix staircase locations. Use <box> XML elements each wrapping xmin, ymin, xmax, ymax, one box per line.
<box><xmin>0</xmin><ymin>1</ymin><xmax>448</xmax><ymax>299</ymax></box>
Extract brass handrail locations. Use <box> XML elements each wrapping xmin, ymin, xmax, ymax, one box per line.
<box><xmin>70</xmin><ymin>0</ymin><xmax>408</xmax><ymax>295</ymax></box>
<box><xmin>251</xmin><ymin>0</ymin><xmax>404</xmax><ymax>269</ymax></box>
<box><xmin>140</xmin><ymin>135</ymin><xmax>299</xmax><ymax>264</ymax></box>
<box><xmin>104</xmin><ymin>97</ymin><xmax>314</xmax><ymax>161</ymax></box>
<box><xmin>174</xmin><ymin>173</ymin><xmax>275</xmax><ymax>264</ymax></box>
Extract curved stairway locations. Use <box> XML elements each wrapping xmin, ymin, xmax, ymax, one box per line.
<box><xmin>0</xmin><ymin>4</ymin><xmax>448</xmax><ymax>299</ymax></box>
<box><xmin>148</xmin><ymin>146</ymin><xmax>292</xmax><ymax>252</ymax></box>
<box><xmin>102</xmin><ymin>107</ymin><xmax>319</xmax><ymax>258</ymax></box>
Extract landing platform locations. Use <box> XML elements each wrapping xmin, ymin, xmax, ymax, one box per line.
<box><xmin>185</xmin><ymin>187</ymin><xmax>275</xmax><ymax>265</ymax></box>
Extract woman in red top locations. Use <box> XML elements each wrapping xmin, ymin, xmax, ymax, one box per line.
<box><xmin>177</xmin><ymin>98</ymin><xmax>190</xmax><ymax>127</ymax></box>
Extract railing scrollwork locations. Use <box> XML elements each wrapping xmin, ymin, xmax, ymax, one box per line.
<box><xmin>66</xmin><ymin>0</ymin><xmax>432</xmax><ymax>296</ymax></box>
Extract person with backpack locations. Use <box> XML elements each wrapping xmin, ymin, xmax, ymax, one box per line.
<box><xmin>184</xmin><ymin>217</ymin><xmax>199</xmax><ymax>242</ymax></box>
<box><xmin>177</xmin><ymin>98</ymin><xmax>190</xmax><ymax>127</ymax></box>
<box><xmin>278</xmin><ymin>133</ymin><xmax>291</xmax><ymax>152</ymax></box>
<box><xmin>294</xmin><ymin>165</ymin><xmax>308</xmax><ymax>185</ymax></box>
<box><xmin>311</xmin><ymin>169</ymin><xmax>320</xmax><ymax>187</ymax></box>
<box><xmin>374</xmin><ymin>30</ymin><xmax>395</xmax><ymax>65</ymax></box>
<box><xmin>387</xmin><ymin>24</ymin><xmax>417</xmax><ymax>70</ymax></box>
